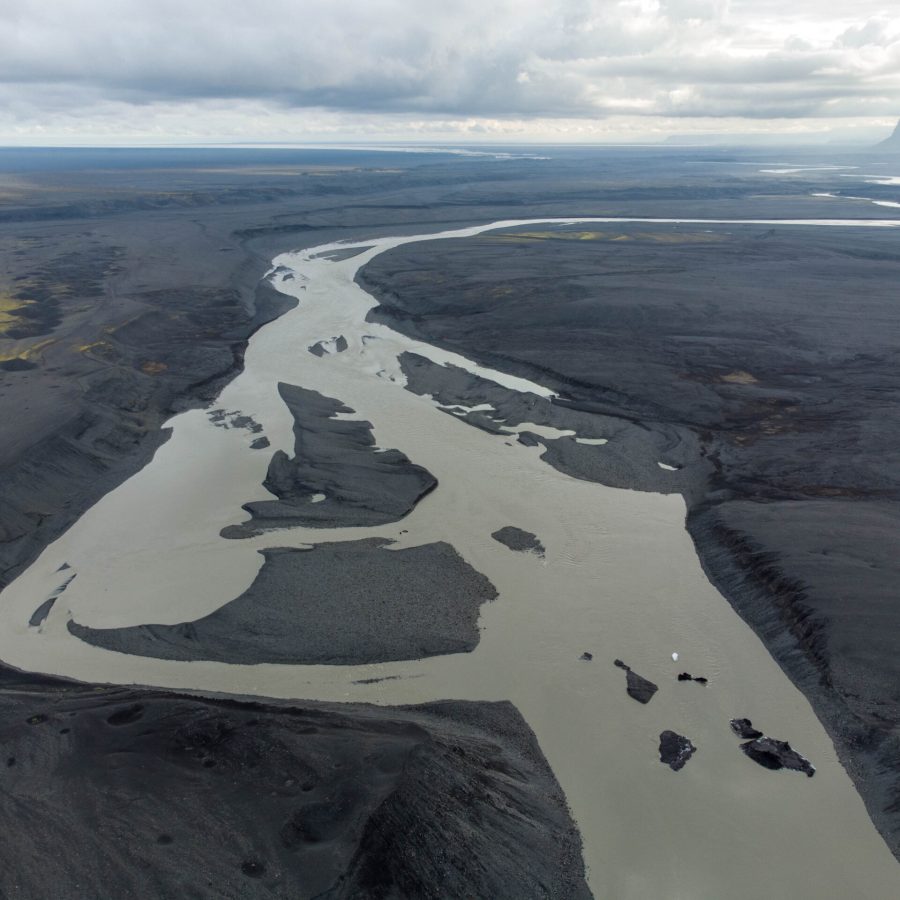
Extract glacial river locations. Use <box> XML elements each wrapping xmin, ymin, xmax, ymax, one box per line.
<box><xmin>1</xmin><ymin>218</ymin><xmax>899</xmax><ymax>898</ymax></box>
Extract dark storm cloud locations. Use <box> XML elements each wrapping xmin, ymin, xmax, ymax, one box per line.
<box><xmin>0</xmin><ymin>0</ymin><xmax>898</xmax><ymax>134</ymax></box>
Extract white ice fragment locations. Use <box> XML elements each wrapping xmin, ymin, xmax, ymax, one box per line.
<box><xmin>672</xmin><ymin>652</ymin><xmax>679</xmax><ymax>662</ymax></box>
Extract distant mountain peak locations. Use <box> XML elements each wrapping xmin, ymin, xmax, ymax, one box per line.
<box><xmin>876</xmin><ymin>119</ymin><xmax>900</xmax><ymax>149</ymax></box>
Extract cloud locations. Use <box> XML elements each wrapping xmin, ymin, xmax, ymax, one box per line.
<box><xmin>0</xmin><ymin>0</ymin><xmax>898</xmax><ymax>141</ymax></box>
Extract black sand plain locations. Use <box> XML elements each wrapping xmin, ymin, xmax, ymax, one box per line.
<box><xmin>70</xmin><ymin>538</ymin><xmax>497</xmax><ymax>665</ymax></box>
<box><xmin>0</xmin><ymin>145</ymin><xmax>626</xmax><ymax>896</ymax></box>
<box><xmin>0</xmin><ymin>662</ymin><xmax>588</xmax><ymax>899</ymax></box>
<box><xmin>2</xmin><ymin>145</ymin><xmax>900</xmax><ymax>891</ymax></box>
<box><xmin>358</xmin><ymin>214</ymin><xmax>900</xmax><ymax>856</ymax></box>
<box><xmin>2</xmin><ymin>145</ymin><xmax>895</xmax><ymax>590</ymax></box>
<box><xmin>221</xmin><ymin>383</ymin><xmax>437</xmax><ymax>537</ymax></box>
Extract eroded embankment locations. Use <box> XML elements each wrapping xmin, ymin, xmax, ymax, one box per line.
<box><xmin>0</xmin><ymin>662</ymin><xmax>588</xmax><ymax>900</ymax></box>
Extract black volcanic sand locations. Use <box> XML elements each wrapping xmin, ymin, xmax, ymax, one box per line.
<box><xmin>69</xmin><ymin>539</ymin><xmax>497</xmax><ymax>665</ymax></box>
<box><xmin>400</xmin><ymin>351</ymin><xmax>710</xmax><ymax>501</ymax></box>
<box><xmin>358</xmin><ymin>222</ymin><xmax>900</xmax><ymax>857</ymax></box>
<box><xmin>3</xmin><ymin>145</ymin><xmax>895</xmax><ymax>593</ymax></box>
<box><xmin>491</xmin><ymin>525</ymin><xmax>545</xmax><ymax>556</ymax></box>
<box><xmin>0</xmin><ymin>664</ymin><xmax>589</xmax><ymax>900</ymax></box>
<box><xmin>0</xmin><ymin>144</ymin><xmax>590</xmax><ymax>592</ymax></box>
<box><xmin>4</xmin><ymin>147</ymin><xmax>900</xmax><ymax>893</ymax></box>
<box><xmin>222</xmin><ymin>383</ymin><xmax>437</xmax><ymax>538</ymax></box>
<box><xmin>614</xmin><ymin>659</ymin><xmax>658</xmax><ymax>705</ymax></box>
<box><xmin>309</xmin><ymin>335</ymin><xmax>348</xmax><ymax>356</ymax></box>
<box><xmin>0</xmin><ymin>264</ymin><xmax>296</xmax><ymax>589</ymax></box>
<box><xmin>659</xmin><ymin>730</ymin><xmax>697</xmax><ymax>771</ymax></box>
<box><xmin>731</xmin><ymin>718</ymin><xmax>764</xmax><ymax>740</ymax></box>
<box><xmin>741</xmin><ymin>736</ymin><xmax>815</xmax><ymax>777</ymax></box>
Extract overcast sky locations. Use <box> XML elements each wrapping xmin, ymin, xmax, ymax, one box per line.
<box><xmin>1</xmin><ymin>0</ymin><xmax>898</xmax><ymax>144</ymax></box>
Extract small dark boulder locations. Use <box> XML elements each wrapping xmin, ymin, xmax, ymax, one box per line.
<box><xmin>250</xmin><ymin>436</ymin><xmax>270</xmax><ymax>450</ymax></box>
<box><xmin>580</xmin><ymin>652</ymin><xmax>593</xmax><ymax>661</ymax></box>
<box><xmin>614</xmin><ymin>659</ymin><xmax>658</xmax><ymax>704</ymax></box>
<box><xmin>659</xmin><ymin>731</ymin><xmax>696</xmax><ymax>771</ymax></box>
<box><xmin>677</xmin><ymin>672</ymin><xmax>708</xmax><ymax>684</ymax></box>
<box><xmin>730</xmin><ymin>718</ymin><xmax>763</xmax><ymax>740</ymax></box>
<box><xmin>741</xmin><ymin>737</ymin><xmax>815</xmax><ymax>777</ymax></box>
<box><xmin>491</xmin><ymin>526</ymin><xmax>545</xmax><ymax>557</ymax></box>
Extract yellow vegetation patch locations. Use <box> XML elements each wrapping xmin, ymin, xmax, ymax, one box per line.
<box><xmin>0</xmin><ymin>279</ymin><xmax>71</xmax><ymax>335</ymax></box>
<box><xmin>569</xmin><ymin>231</ymin><xmax>610</xmax><ymax>240</ymax></box>
<box><xmin>44</xmin><ymin>281</ymin><xmax>72</xmax><ymax>298</ymax></box>
<box><xmin>103</xmin><ymin>313</ymin><xmax>142</xmax><ymax>334</ymax></box>
<box><xmin>0</xmin><ymin>291</ymin><xmax>35</xmax><ymax>335</ymax></box>
<box><xmin>643</xmin><ymin>232</ymin><xmax>726</xmax><ymax>244</ymax></box>
<box><xmin>494</xmin><ymin>230</ymin><xmax>610</xmax><ymax>242</ymax></box>
<box><xmin>720</xmin><ymin>370</ymin><xmax>758</xmax><ymax>385</ymax></box>
<box><xmin>0</xmin><ymin>338</ymin><xmax>55</xmax><ymax>363</ymax></box>
<box><xmin>493</xmin><ymin>230</ymin><xmax>727</xmax><ymax>245</ymax></box>
<box><xmin>76</xmin><ymin>339</ymin><xmax>117</xmax><ymax>356</ymax></box>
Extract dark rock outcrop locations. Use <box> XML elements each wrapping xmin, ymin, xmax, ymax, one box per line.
<box><xmin>308</xmin><ymin>335</ymin><xmax>347</xmax><ymax>356</ymax></box>
<box><xmin>659</xmin><ymin>730</ymin><xmax>697</xmax><ymax>771</ymax></box>
<box><xmin>741</xmin><ymin>737</ymin><xmax>815</xmax><ymax>777</ymax></box>
<box><xmin>491</xmin><ymin>526</ymin><xmax>545</xmax><ymax>557</ymax></box>
<box><xmin>730</xmin><ymin>718</ymin><xmax>763</xmax><ymax>740</ymax></box>
<box><xmin>614</xmin><ymin>659</ymin><xmax>658</xmax><ymax>704</ymax></box>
